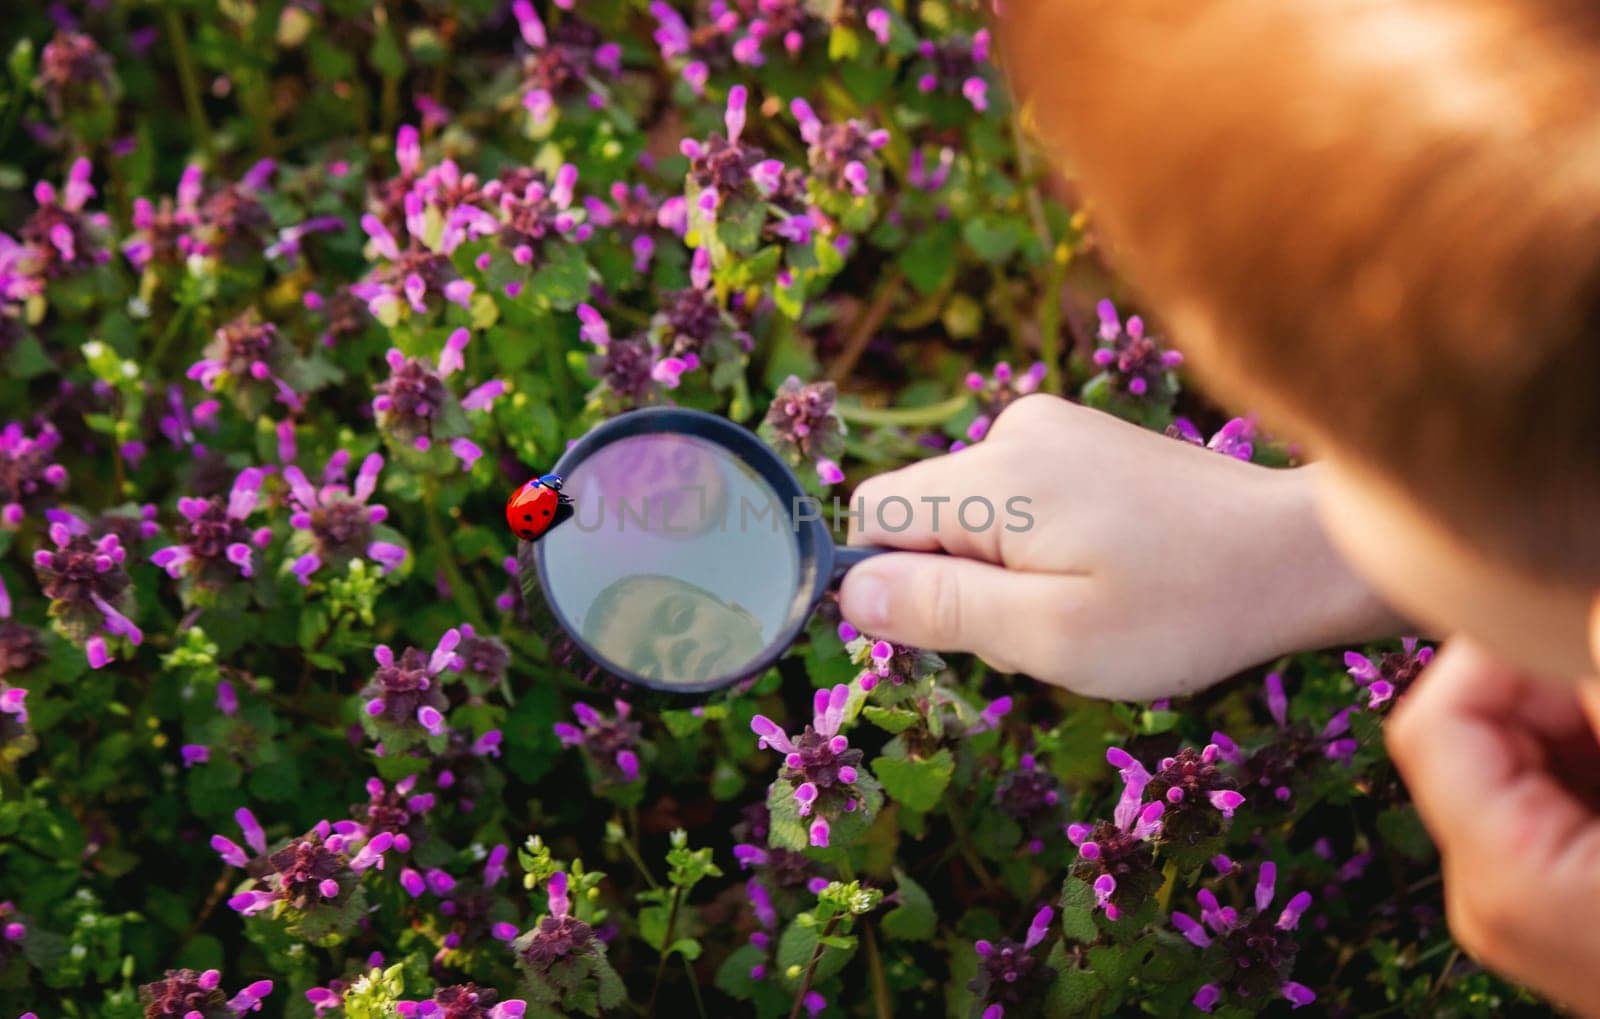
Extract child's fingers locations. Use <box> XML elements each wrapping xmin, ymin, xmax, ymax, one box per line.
<box><xmin>1388</xmin><ymin>641</ymin><xmax>1600</xmax><ymax>1008</ymax></box>
<box><xmin>847</xmin><ymin>446</ymin><xmax>1014</xmax><ymax>563</ymax></box>
<box><xmin>837</xmin><ymin>550</ymin><xmax>1087</xmax><ymax>675</ymax></box>
<box><xmin>1387</xmin><ymin>642</ymin><xmax>1559</xmax><ymax>852</ymax></box>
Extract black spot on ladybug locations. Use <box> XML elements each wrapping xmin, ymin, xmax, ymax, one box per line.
<box><xmin>523</xmin><ymin>513</ymin><xmax>532</xmax><ymax>522</ymax></box>
<box><xmin>542</xmin><ymin>508</ymin><xmax>551</xmax><ymax>516</ymax></box>
<box><xmin>519</xmin><ymin>529</ymin><xmax>535</xmax><ymax>540</ymax></box>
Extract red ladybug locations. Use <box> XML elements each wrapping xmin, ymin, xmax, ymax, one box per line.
<box><xmin>506</xmin><ymin>473</ymin><xmax>570</xmax><ymax>541</ymax></box>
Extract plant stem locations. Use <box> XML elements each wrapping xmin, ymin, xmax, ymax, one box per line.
<box><xmin>645</xmin><ymin>885</ymin><xmax>682</xmax><ymax>1017</ymax></box>
<box><xmin>835</xmin><ymin>391</ymin><xmax>972</xmax><ymax>429</ymax></box>
<box><xmin>148</xmin><ymin>303</ymin><xmax>192</xmax><ymax>375</ymax></box>
<box><xmin>617</xmin><ymin>827</ymin><xmax>659</xmax><ymax>891</ymax></box>
<box><xmin>163</xmin><ymin>5</ymin><xmax>213</xmax><ymax>159</ymax></box>
<box><xmin>862</xmin><ymin>919</ymin><xmax>893</xmax><ymax>1019</ymax></box>
<box><xmin>1008</xmin><ymin>108</ymin><xmax>1068</xmax><ymax>394</ymax></box>
<box><xmin>828</xmin><ymin>269</ymin><xmax>905</xmax><ymax>384</ymax></box>
<box><xmin>943</xmin><ymin>791</ymin><xmax>997</xmax><ymax>892</ymax></box>
<box><xmin>1038</xmin><ymin>252</ymin><xmax>1066</xmax><ymax>395</ymax></box>
<box><xmin>423</xmin><ymin>486</ymin><xmax>487</xmax><ymax>630</ymax></box>
<box><xmin>1156</xmin><ymin>860</ymin><xmax>1179</xmax><ymax>913</ymax></box>
<box><xmin>682</xmin><ymin>954</ymin><xmax>708</xmax><ymax>1019</ymax></box>
<box><xmin>787</xmin><ymin>915</ymin><xmax>841</xmax><ymax>1019</ymax></box>
<box><xmin>621</xmin><ymin>805</ymin><xmax>659</xmax><ymax>889</ymax></box>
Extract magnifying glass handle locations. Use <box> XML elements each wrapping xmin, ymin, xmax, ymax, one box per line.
<box><xmin>829</xmin><ymin>544</ymin><xmax>895</xmax><ymax>586</ymax></box>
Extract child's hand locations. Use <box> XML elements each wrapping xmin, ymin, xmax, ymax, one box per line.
<box><xmin>1388</xmin><ymin>641</ymin><xmax>1600</xmax><ymax>1017</ymax></box>
<box><xmin>838</xmin><ymin>395</ymin><xmax>1399</xmax><ymax>699</ymax></box>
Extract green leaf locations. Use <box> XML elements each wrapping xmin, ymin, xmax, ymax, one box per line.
<box><xmin>777</xmin><ymin>917</ymin><xmax>854</xmax><ymax>989</ymax></box>
<box><xmin>881</xmin><ymin>868</ymin><xmax>935</xmax><ymax>941</ymax></box>
<box><xmin>1377</xmin><ymin>805</ymin><xmax>1436</xmax><ymax>862</ymax></box>
<box><xmin>527</xmin><ymin>244</ymin><xmax>596</xmax><ymax>310</ymax></box>
<box><xmin>368</xmin><ymin>24</ymin><xmax>404</xmax><ymax>77</ymax></box>
<box><xmin>898</xmin><ymin>220</ymin><xmax>959</xmax><ymax>295</ymax></box>
<box><xmin>715</xmin><ymin>942</ymin><xmax>768</xmax><ymax>1001</ymax></box>
<box><xmin>862</xmin><ymin>705</ymin><xmax>918</xmax><ymax>735</ymax></box>
<box><xmin>871</xmin><ymin>739</ymin><xmax>953</xmax><ymax>813</ymax></box>
<box><xmin>766</xmin><ymin>778</ymin><xmax>812</xmax><ymax>852</ymax></box>
<box><xmin>1044</xmin><ymin>950</ymin><xmax>1105</xmax><ymax>1016</ymax></box>
<box><xmin>667</xmin><ymin>937</ymin><xmax>702</xmax><ymax>961</ymax></box>
<box><xmin>962</xmin><ymin>215</ymin><xmax>1024</xmax><ymax>264</ymax></box>
<box><xmin>1057</xmin><ymin>876</ymin><xmax>1100</xmax><ymax>944</ymax></box>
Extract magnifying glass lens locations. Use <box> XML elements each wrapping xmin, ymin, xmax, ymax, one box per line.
<box><xmin>540</xmin><ymin>433</ymin><xmax>801</xmax><ymax>686</ymax></box>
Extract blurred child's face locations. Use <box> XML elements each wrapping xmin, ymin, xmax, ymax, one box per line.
<box><xmin>1316</xmin><ymin>458</ymin><xmax>1595</xmax><ymax>679</ymax></box>
<box><xmin>582</xmin><ymin>574</ymin><xmax>766</xmax><ymax>684</ymax></box>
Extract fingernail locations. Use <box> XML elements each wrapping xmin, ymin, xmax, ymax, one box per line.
<box><xmin>846</xmin><ymin>573</ymin><xmax>890</xmax><ymax>628</ymax></box>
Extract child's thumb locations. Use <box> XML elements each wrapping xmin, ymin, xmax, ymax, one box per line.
<box><xmin>837</xmin><ymin>552</ymin><xmax>1079</xmax><ymax>675</ymax></box>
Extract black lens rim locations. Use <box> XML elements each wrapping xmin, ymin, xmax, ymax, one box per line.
<box><xmin>526</xmin><ymin>406</ymin><xmax>833</xmax><ymax>697</ymax></box>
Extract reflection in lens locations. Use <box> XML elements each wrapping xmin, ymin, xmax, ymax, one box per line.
<box><xmin>580</xmin><ymin>574</ymin><xmax>768</xmax><ymax>685</ymax></box>
<box><xmin>540</xmin><ymin>433</ymin><xmax>800</xmax><ymax>685</ymax></box>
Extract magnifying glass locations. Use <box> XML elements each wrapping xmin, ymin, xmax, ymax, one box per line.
<box><xmin>516</xmin><ymin>407</ymin><xmax>890</xmax><ymax>700</ymax></box>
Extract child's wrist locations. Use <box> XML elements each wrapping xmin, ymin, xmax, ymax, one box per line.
<box><xmin>1258</xmin><ymin>464</ymin><xmax>1409</xmax><ymax>654</ymax></box>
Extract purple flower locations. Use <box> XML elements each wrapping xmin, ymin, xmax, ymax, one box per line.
<box><xmin>751</xmin><ymin>685</ymin><xmax>865</xmax><ymax>848</ymax></box>
<box><xmin>19</xmin><ymin>159</ymin><xmax>110</xmax><ymax>279</ymax></box>
<box><xmin>354</xmin><ymin>774</ymin><xmax>436</xmax><ymax>855</ymax></box>
<box><xmin>218</xmin><ymin>814</ymin><xmax>391</xmax><ymax>916</ymax></box>
<box><xmin>455</xmin><ymin>623</ymin><xmax>511</xmax><ymax>691</ymax></box>
<box><xmin>38</xmin><ymin>30</ymin><xmax>117</xmax><ymax>118</ymax></box>
<box><xmin>1167</xmin><ymin>416</ymin><xmax>1257</xmax><ymax>461</ymax></box>
<box><xmin>1139</xmin><ymin>743</ymin><xmax>1245</xmax><ymax>846</ymax></box>
<box><xmin>969</xmin><ymin>907</ymin><xmax>1055</xmax><ymax>1019</ymax></box>
<box><xmin>513</xmin><ymin>871</ymin><xmax>603</xmax><ymax>970</ymax></box>
<box><xmin>1172</xmin><ymin>863</ymin><xmax>1316</xmax><ymax>1012</ymax></box>
<box><xmin>739</xmin><ymin>877</ymin><xmax>782</xmax><ymax>981</ymax></box>
<box><xmin>913</xmin><ymin>31</ymin><xmax>994</xmax><ymax>112</ymax></box>
<box><xmin>360</xmin><ymin>630</ymin><xmax>461</xmax><ymax>744</ymax></box>
<box><xmin>651</xmin><ymin>284</ymin><xmax>752</xmax><ymax>379</ymax></box>
<box><xmin>0</xmin><ymin>901</ymin><xmax>25</xmax><ymax>969</ymax></box>
<box><xmin>352</xmin><ymin>192</ymin><xmax>486</xmax><ymax>323</ymax></box>
<box><xmin>372</xmin><ymin>338</ymin><xmax>501</xmax><ymax>470</ymax></box>
<box><xmin>512</xmin><ymin>1</ymin><xmax>616</xmax><ymax>124</ymax></box>
<box><xmin>156</xmin><ymin>385</ymin><xmax>221</xmax><ymax>455</ymax></box>
<box><xmin>0</xmin><ymin>421</ymin><xmax>68</xmax><ymax>526</ymax></box>
<box><xmin>0</xmin><ymin>681</ymin><xmax>28</xmax><ymax>752</ymax></box>
<box><xmin>484</xmin><ymin>164</ymin><xmax>587</xmax><ymax>261</ymax></box>
<box><xmin>1221</xmin><ymin>672</ymin><xmax>1362</xmax><ymax>805</ymax></box>
<box><xmin>995</xmin><ymin>753</ymin><xmax>1065</xmax><ymax>853</ymax></box>
<box><xmin>681</xmin><ymin>88</ymin><xmax>813</xmax><ymax>244</ymax></box>
<box><xmin>907</xmin><ymin>146</ymin><xmax>956</xmax><ymax>192</ymax></box>
<box><xmin>1067</xmin><ymin>747</ymin><xmax>1169</xmax><ymax>918</ymax></box>
<box><xmin>181</xmin><ymin>743</ymin><xmax>210</xmax><ymax>768</ymax></box>
<box><xmin>959</xmin><ymin>362</ymin><xmax>1047</xmax><ymax>446</ymax></box>
<box><xmin>264</xmin><ymin>215</ymin><xmax>344</xmax><ymax>265</ymax></box>
<box><xmin>760</xmin><ymin>376</ymin><xmax>848</xmax><ymax>487</ymax></box>
<box><xmin>791</xmin><ymin>98</ymin><xmax>889</xmax><ymax>197</ymax></box>
<box><xmin>282</xmin><ymin>451</ymin><xmax>406</xmax><ymax>584</ymax></box>
<box><xmin>33</xmin><ymin>521</ymin><xmax>139</xmax><ymax>668</ymax></box>
<box><xmin>1345</xmin><ymin>638</ymin><xmax>1434</xmax><ymax>711</ymax></box>
<box><xmin>0</xmin><ymin>612</ymin><xmax>42</xmax><ymax>679</ymax></box>
<box><xmin>126</xmin><ymin>162</ymin><xmax>277</xmax><ymax>270</ymax></box>
<box><xmin>397</xmin><ymin>985</ymin><xmax>527</xmax><ymax>1019</ymax></box>
<box><xmin>585</xmin><ymin>325</ymin><xmax>673</xmax><ymax>409</ymax></box>
<box><xmin>188</xmin><ymin>309</ymin><xmax>304</xmax><ymax>415</ymax></box>
<box><xmin>838</xmin><ymin>622</ymin><xmax>943</xmax><ymax>689</ymax></box>
<box><xmin>1087</xmin><ymin>299</ymin><xmax>1184</xmax><ymax>406</ymax></box>
<box><xmin>586</xmin><ymin>182</ymin><xmax>677</xmax><ymax>271</ymax></box>
<box><xmin>554</xmin><ymin>699</ymin><xmax>643</xmax><ymax>784</ymax></box>
<box><xmin>151</xmin><ymin>467</ymin><xmax>272</xmax><ymax>593</ymax></box>
<box><xmin>138</xmin><ymin>968</ymin><xmax>273</xmax><ymax>1017</ymax></box>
